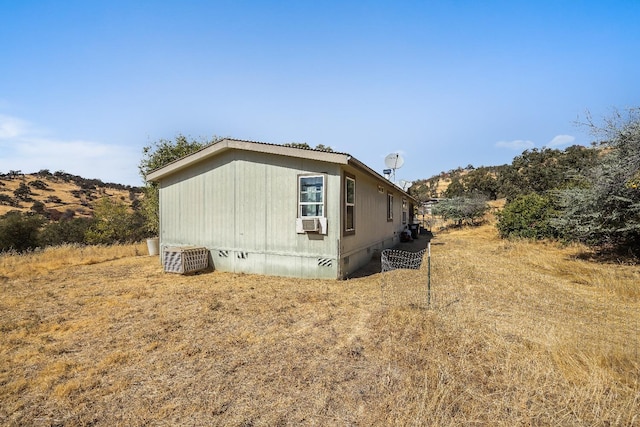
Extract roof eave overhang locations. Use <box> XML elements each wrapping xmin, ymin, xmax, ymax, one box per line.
<box><xmin>146</xmin><ymin>138</ymin><xmax>350</xmax><ymax>182</ymax></box>
<box><xmin>145</xmin><ymin>138</ymin><xmax>417</xmax><ymax>203</ymax></box>
<box><xmin>347</xmin><ymin>157</ymin><xmax>418</xmax><ymax>203</ymax></box>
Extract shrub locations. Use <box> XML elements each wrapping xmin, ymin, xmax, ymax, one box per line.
<box><xmin>28</xmin><ymin>180</ymin><xmax>49</xmax><ymax>190</ymax></box>
<box><xmin>31</xmin><ymin>201</ymin><xmax>46</xmax><ymax>215</ymax></box>
<box><xmin>13</xmin><ymin>182</ymin><xmax>33</xmax><ymax>201</ymax></box>
<box><xmin>554</xmin><ymin>108</ymin><xmax>640</xmax><ymax>251</ymax></box>
<box><xmin>432</xmin><ymin>196</ymin><xmax>489</xmax><ymax>226</ymax></box>
<box><xmin>0</xmin><ymin>211</ymin><xmax>45</xmax><ymax>252</ymax></box>
<box><xmin>496</xmin><ymin>193</ymin><xmax>557</xmax><ymax>239</ymax></box>
<box><xmin>0</xmin><ymin>194</ymin><xmax>18</xmax><ymax>207</ymax></box>
<box><xmin>39</xmin><ymin>217</ymin><xmax>94</xmax><ymax>246</ymax></box>
<box><xmin>85</xmin><ymin>197</ymin><xmax>148</xmax><ymax>244</ymax></box>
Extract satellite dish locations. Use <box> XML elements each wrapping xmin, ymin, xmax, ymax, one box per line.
<box><xmin>399</xmin><ymin>180</ymin><xmax>413</xmax><ymax>191</ymax></box>
<box><xmin>384</xmin><ymin>153</ymin><xmax>405</xmax><ymax>169</ymax></box>
<box><xmin>384</xmin><ymin>153</ymin><xmax>404</xmax><ymax>181</ymax></box>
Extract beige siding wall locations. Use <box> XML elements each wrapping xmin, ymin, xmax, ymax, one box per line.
<box><xmin>338</xmin><ymin>166</ymin><xmax>408</xmax><ymax>277</ymax></box>
<box><xmin>159</xmin><ymin>150</ymin><xmax>342</xmax><ymax>279</ymax></box>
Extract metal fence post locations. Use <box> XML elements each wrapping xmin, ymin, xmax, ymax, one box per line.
<box><xmin>427</xmin><ymin>241</ymin><xmax>431</xmax><ymax>307</ymax></box>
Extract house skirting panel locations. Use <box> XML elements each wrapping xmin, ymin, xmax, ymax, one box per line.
<box><xmin>160</xmin><ymin>244</ymin><xmax>338</xmax><ymax>279</ymax></box>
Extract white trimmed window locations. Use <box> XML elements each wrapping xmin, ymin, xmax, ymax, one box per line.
<box><xmin>402</xmin><ymin>198</ymin><xmax>408</xmax><ymax>224</ymax></box>
<box><xmin>299</xmin><ymin>175</ymin><xmax>325</xmax><ymax>217</ymax></box>
<box><xmin>345</xmin><ymin>175</ymin><xmax>355</xmax><ymax>233</ymax></box>
<box><xmin>387</xmin><ymin>192</ymin><xmax>394</xmax><ymax>221</ymax></box>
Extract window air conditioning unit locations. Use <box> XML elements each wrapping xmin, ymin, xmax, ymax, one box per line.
<box><xmin>296</xmin><ymin>217</ymin><xmax>327</xmax><ymax>234</ymax></box>
<box><xmin>302</xmin><ymin>217</ymin><xmax>320</xmax><ymax>232</ymax></box>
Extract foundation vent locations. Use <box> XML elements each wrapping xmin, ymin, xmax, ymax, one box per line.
<box><xmin>318</xmin><ymin>258</ymin><xmax>333</xmax><ymax>267</ymax></box>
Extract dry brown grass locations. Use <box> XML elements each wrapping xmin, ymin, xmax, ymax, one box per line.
<box><xmin>0</xmin><ymin>243</ymin><xmax>148</xmax><ymax>280</ymax></box>
<box><xmin>1</xmin><ymin>227</ymin><xmax>638</xmax><ymax>426</ymax></box>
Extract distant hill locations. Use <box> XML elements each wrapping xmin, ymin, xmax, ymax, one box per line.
<box><xmin>409</xmin><ymin>173</ymin><xmax>456</xmax><ymax>201</ymax></box>
<box><xmin>0</xmin><ymin>170</ymin><xmax>143</xmax><ymax>219</ymax></box>
<box><xmin>409</xmin><ymin>145</ymin><xmax>602</xmax><ymax>203</ymax></box>
<box><xmin>409</xmin><ymin>165</ymin><xmax>507</xmax><ymax>202</ymax></box>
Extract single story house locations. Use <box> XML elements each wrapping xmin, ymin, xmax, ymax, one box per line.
<box><xmin>147</xmin><ymin>139</ymin><xmax>418</xmax><ymax>279</ymax></box>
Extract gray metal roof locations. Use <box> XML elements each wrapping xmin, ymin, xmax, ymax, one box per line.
<box><xmin>146</xmin><ymin>138</ymin><xmax>416</xmax><ymax>202</ymax></box>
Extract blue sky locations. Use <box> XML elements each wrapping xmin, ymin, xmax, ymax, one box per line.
<box><xmin>1</xmin><ymin>1</ymin><xmax>639</xmax><ymax>186</ymax></box>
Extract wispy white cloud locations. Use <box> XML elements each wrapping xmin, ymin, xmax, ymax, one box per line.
<box><xmin>495</xmin><ymin>139</ymin><xmax>535</xmax><ymax>150</ymax></box>
<box><xmin>547</xmin><ymin>134</ymin><xmax>575</xmax><ymax>147</ymax></box>
<box><xmin>0</xmin><ymin>114</ymin><xmax>141</xmax><ymax>185</ymax></box>
<box><xmin>11</xmin><ymin>137</ymin><xmax>111</xmax><ymax>158</ymax></box>
<box><xmin>0</xmin><ymin>114</ymin><xmax>31</xmax><ymax>139</ymax></box>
